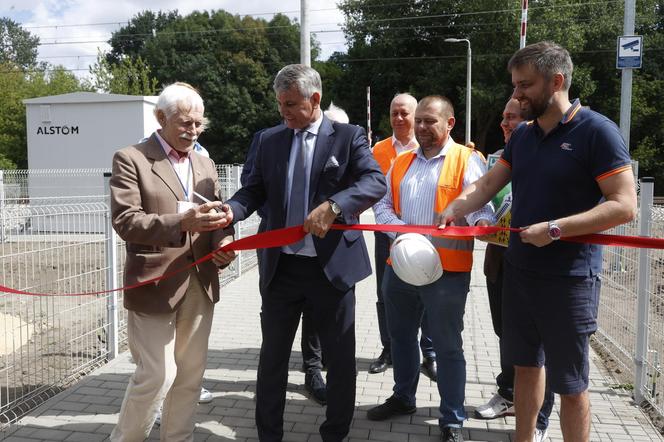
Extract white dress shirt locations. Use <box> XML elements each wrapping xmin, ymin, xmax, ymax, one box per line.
<box><xmin>374</xmin><ymin>137</ymin><xmax>494</xmax><ymax>240</ymax></box>
<box><xmin>155</xmin><ymin>131</ymin><xmax>193</xmax><ymax>202</ymax></box>
<box><xmin>392</xmin><ymin>134</ymin><xmax>418</xmax><ymax>155</ymax></box>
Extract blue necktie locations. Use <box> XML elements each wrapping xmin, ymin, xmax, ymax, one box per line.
<box><xmin>286</xmin><ymin>131</ymin><xmax>308</xmax><ymax>252</ymax></box>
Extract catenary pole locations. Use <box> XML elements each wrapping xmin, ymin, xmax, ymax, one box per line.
<box><xmin>520</xmin><ymin>0</ymin><xmax>528</xmax><ymax>48</ymax></box>
<box><xmin>300</xmin><ymin>0</ymin><xmax>311</xmax><ymax>66</ymax></box>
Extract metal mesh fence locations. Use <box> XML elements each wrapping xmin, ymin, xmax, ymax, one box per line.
<box><xmin>0</xmin><ymin>166</ymin><xmax>258</xmax><ymax>429</ymax></box>
<box><xmin>0</xmin><ymin>200</ymin><xmax>110</xmax><ymax>427</ymax></box>
<box><xmin>638</xmin><ymin>205</ymin><xmax>664</xmax><ymax>415</ymax></box>
<box><xmin>596</xmin><ymin>186</ymin><xmax>664</xmax><ymax>419</ymax></box>
<box><xmin>596</xmin><ymin>221</ymin><xmax>640</xmax><ymax>370</ymax></box>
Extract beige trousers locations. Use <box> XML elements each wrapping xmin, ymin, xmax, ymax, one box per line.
<box><xmin>110</xmin><ymin>274</ymin><xmax>214</xmax><ymax>442</ymax></box>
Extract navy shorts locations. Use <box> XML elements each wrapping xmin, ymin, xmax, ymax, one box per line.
<box><xmin>502</xmin><ymin>258</ymin><xmax>601</xmax><ymax>395</ymax></box>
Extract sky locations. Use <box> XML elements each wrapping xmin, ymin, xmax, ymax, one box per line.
<box><xmin>0</xmin><ymin>0</ymin><xmax>348</xmax><ymax>77</ymax></box>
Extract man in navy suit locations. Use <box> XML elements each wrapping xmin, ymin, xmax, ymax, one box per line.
<box><xmin>220</xmin><ymin>64</ymin><xmax>386</xmax><ymax>441</ymax></box>
<box><xmin>241</xmin><ymin>125</ymin><xmax>327</xmax><ymax>406</ymax></box>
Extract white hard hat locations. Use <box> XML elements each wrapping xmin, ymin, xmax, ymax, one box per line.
<box><xmin>390</xmin><ymin>233</ymin><xmax>443</xmax><ymax>286</ymax></box>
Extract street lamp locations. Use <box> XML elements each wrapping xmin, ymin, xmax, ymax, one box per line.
<box><xmin>445</xmin><ymin>38</ymin><xmax>472</xmax><ymax>145</ymax></box>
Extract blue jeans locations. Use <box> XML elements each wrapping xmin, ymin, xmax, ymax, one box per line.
<box><xmin>383</xmin><ymin>266</ymin><xmax>470</xmax><ymax>428</ymax></box>
<box><xmin>374</xmin><ymin>232</ymin><xmax>435</xmax><ymax>358</ymax></box>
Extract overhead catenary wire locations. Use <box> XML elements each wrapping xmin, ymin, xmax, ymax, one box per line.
<box><xmin>3</xmin><ymin>48</ymin><xmax>663</xmax><ymax>76</ymax></box>
<box><xmin>23</xmin><ymin>0</ymin><xmax>631</xmax><ymax>48</ymax></box>
<box><xmin>32</xmin><ymin>11</ymin><xmax>637</xmax><ymax>48</ymax></box>
<box><xmin>21</xmin><ymin>0</ymin><xmax>472</xmax><ymax>30</ymax></box>
<box><xmin>21</xmin><ymin>0</ymin><xmax>623</xmax><ymax>32</ymax></box>
<box><xmin>18</xmin><ymin>0</ymin><xmax>642</xmax><ymax>68</ymax></box>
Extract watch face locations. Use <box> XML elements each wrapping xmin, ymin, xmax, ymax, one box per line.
<box><xmin>330</xmin><ymin>201</ymin><xmax>341</xmax><ymax>215</ymax></box>
<box><xmin>549</xmin><ymin>226</ymin><xmax>561</xmax><ymax>239</ymax></box>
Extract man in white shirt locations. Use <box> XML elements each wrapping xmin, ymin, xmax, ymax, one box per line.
<box><xmin>369</xmin><ymin>96</ymin><xmax>493</xmax><ymax>442</ymax></box>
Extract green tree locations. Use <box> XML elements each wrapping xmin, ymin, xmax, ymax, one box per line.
<box><xmin>629</xmin><ymin>2</ymin><xmax>664</xmax><ymax>191</ymax></box>
<box><xmin>0</xmin><ymin>17</ymin><xmax>39</xmax><ymax>69</ymax></box>
<box><xmin>87</xmin><ymin>50</ymin><xmax>158</xmax><ymax>95</ymax></box>
<box><xmin>107</xmin><ymin>10</ymin><xmax>306</xmax><ymax>164</ymax></box>
<box><xmin>106</xmin><ymin>10</ymin><xmax>181</xmax><ymax>65</ymax></box>
<box><xmin>0</xmin><ymin>153</ymin><xmax>14</xmax><ymax>169</ymax></box>
<box><xmin>0</xmin><ymin>63</ymin><xmax>25</xmax><ymax>168</ymax></box>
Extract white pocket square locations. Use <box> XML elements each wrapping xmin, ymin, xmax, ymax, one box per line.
<box><xmin>324</xmin><ymin>156</ymin><xmax>339</xmax><ymax>171</ymax></box>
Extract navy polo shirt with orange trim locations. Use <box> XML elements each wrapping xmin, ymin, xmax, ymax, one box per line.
<box><xmin>499</xmin><ymin>99</ymin><xmax>632</xmax><ymax>276</ymax></box>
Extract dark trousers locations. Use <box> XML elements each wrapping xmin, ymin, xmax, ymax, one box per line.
<box><xmin>485</xmin><ymin>247</ymin><xmax>554</xmax><ymax>431</ymax></box>
<box><xmin>374</xmin><ymin>231</ymin><xmax>434</xmax><ymax>358</ymax></box>
<box><xmin>255</xmin><ymin>254</ymin><xmax>356</xmax><ymax>442</ymax></box>
<box><xmin>301</xmin><ymin>305</ymin><xmax>323</xmax><ymax>372</ymax></box>
<box><xmin>257</xmin><ymin>219</ymin><xmax>322</xmax><ymax>373</ymax></box>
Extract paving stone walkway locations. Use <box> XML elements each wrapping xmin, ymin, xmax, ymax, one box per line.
<box><xmin>2</xmin><ymin>228</ymin><xmax>662</xmax><ymax>441</ymax></box>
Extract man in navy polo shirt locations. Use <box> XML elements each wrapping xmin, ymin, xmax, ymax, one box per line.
<box><xmin>439</xmin><ymin>41</ymin><xmax>637</xmax><ymax>442</ymax></box>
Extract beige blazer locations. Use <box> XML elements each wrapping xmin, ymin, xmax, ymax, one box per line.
<box><xmin>110</xmin><ymin>134</ymin><xmax>231</xmax><ymax>313</ymax></box>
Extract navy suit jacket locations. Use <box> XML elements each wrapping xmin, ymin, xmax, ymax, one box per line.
<box><xmin>228</xmin><ymin>116</ymin><xmax>386</xmax><ymax>293</ymax></box>
<box><xmin>241</xmin><ymin>128</ymin><xmax>269</xmax><ymax>220</ymax></box>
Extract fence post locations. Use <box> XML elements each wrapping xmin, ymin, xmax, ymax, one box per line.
<box><xmin>634</xmin><ymin>176</ymin><xmax>654</xmax><ymax>404</ymax></box>
<box><xmin>233</xmin><ymin>165</ymin><xmax>243</xmax><ymax>278</ymax></box>
<box><xmin>0</xmin><ymin>170</ymin><xmax>5</xmax><ymax>243</ymax></box>
<box><xmin>104</xmin><ymin>172</ymin><xmax>119</xmax><ymax>360</ymax></box>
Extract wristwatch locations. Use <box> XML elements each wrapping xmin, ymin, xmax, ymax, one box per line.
<box><xmin>328</xmin><ymin>200</ymin><xmax>342</xmax><ymax>217</ymax></box>
<box><xmin>547</xmin><ymin>220</ymin><xmax>562</xmax><ymax>241</ymax></box>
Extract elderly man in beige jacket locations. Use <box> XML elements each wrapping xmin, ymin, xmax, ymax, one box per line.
<box><xmin>109</xmin><ymin>82</ymin><xmax>234</xmax><ymax>442</ymax></box>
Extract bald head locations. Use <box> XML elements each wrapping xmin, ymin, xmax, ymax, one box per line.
<box><xmin>500</xmin><ymin>98</ymin><xmax>524</xmax><ymax>143</ymax></box>
<box><xmin>390</xmin><ymin>93</ymin><xmax>418</xmax><ymax>143</ymax></box>
<box><xmin>391</xmin><ymin>93</ymin><xmax>417</xmax><ymax>111</ymax></box>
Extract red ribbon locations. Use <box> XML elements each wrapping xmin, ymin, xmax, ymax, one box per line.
<box><xmin>2</xmin><ymin>224</ymin><xmax>662</xmax><ymax>297</ymax></box>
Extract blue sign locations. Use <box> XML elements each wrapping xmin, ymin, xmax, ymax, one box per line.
<box><xmin>617</xmin><ymin>35</ymin><xmax>643</xmax><ymax>69</ymax></box>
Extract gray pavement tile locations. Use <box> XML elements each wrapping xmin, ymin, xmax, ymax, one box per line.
<box><xmin>467</xmin><ymin>429</ymin><xmax>512</xmax><ymax>441</ymax></box>
<box><xmin>2</xmin><ymin>437</ymin><xmax>43</xmax><ymax>442</ymax></box>
<box><xmin>208</xmin><ymin>406</ymin><xmax>245</xmax><ymax>418</ymax></box>
<box><xmin>63</xmin><ymin>431</ymin><xmax>107</xmax><ymax>442</ymax></box>
<box><xmin>49</xmin><ymin>402</ymin><xmax>88</xmax><ymax>413</ymax></box>
<box><xmin>27</xmin><ymin>429</ymin><xmax>72</xmax><ymax>441</ymax></box>
<box><xmin>83</xmin><ymin>404</ymin><xmax>118</xmax><ymax>414</ymax></box>
<box><xmin>392</xmin><ymin>422</ymin><xmax>430</xmax><ymax>435</ymax></box>
<box><xmin>407</xmin><ymin>435</ymin><xmax>440</xmax><ymax>442</ymax></box>
<box><xmin>368</xmin><ymin>428</ymin><xmax>411</xmax><ymax>441</ymax></box>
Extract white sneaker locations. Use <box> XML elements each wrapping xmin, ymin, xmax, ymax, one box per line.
<box><xmin>199</xmin><ymin>387</ymin><xmax>213</xmax><ymax>404</ymax></box>
<box><xmin>154</xmin><ymin>388</ymin><xmax>210</xmax><ymax>426</ymax></box>
<box><xmin>474</xmin><ymin>393</ymin><xmax>515</xmax><ymax>419</ymax></box>
<box><xmin>533</xmin><ymin>428</ymin><xmax>548</xmax><ymax>442</ymax></box>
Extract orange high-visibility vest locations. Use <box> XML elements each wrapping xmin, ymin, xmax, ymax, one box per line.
<box><xmin>373</xmin><ymin>137</ymin><xmax>418</xmax><ymax>176</ymax></box>
<box><xmin>390</xmin><ymin>143</ymin><xmax>475</xmax><ymax>272</ymax></box>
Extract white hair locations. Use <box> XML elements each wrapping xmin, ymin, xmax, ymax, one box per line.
<box><xmin>154</xmin><ymin>82</ymin><xmax>206</xmax><ymax>123</ymax></box>
<box><xmin>324</xmin><ymin>102</ymin><xmax>349</xmax><ymax>124</ymax></box>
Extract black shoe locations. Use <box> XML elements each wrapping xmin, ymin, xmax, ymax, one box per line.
<box><xmin>304</xmin><ymin>371</ymin><xmax>327</xmax><ymax>406</ymax></box>
<box><xmin>441</xmin><ymin>427</ymin><xmax>463</xmax><ymax>442</ymax></box>
<box><xmin>421</xmin><ymin>356</ymin><xmax>437</xmax><ymax>382</ymax></box>
<box><xmin>367</xmin><ymin>395</ymin><xmax>416</xmax><ymax>421</ymax></box>
<box><xmin>369</xmin><ymin>349</ymin><xmax>392</xmax><ymax>374</ymax></box>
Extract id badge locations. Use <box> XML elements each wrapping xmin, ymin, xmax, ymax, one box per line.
<box><xmin>176</xmin><ymin>201</ymin><xmax>197</xmax><ymax>213</ymax></box>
